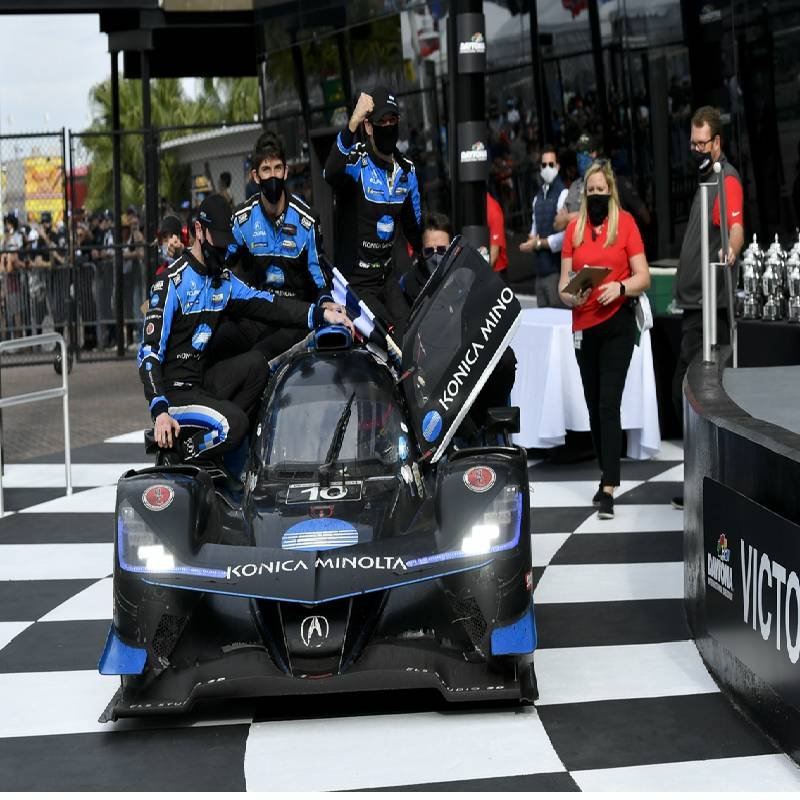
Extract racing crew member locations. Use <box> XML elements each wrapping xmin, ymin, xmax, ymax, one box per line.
<box><xmin>211</xmin><ymin>132</ymin><xmax>330</xmax><ymax>362</ymax></box>
<box><xmin>323</xmin><ymin>86</ymin><xmax>422</xmax><ymax>328</ymax></box>
<box><xmin>139</xmin><ymin>194</ymin><xmax>352</xmax><ymax>462</ymax></box>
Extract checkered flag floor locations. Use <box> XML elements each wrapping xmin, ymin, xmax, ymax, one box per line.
<box><xmin>0</xmin><ymin>434</ymin><xmax>798</xmax><ymax>791</ymax></box>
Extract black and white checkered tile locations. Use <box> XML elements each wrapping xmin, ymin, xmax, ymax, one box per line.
<box><xmin>1</xmin><ymin>434</ymin><xmax>798</xmax><ymax>791</ymax></box>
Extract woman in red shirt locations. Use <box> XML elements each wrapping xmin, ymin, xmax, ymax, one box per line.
<box><xmin>558</xmin><ymin>160</ymin><xmax>651</xmax><ymax>519</ymax></box>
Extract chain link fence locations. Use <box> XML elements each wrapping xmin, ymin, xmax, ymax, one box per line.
<box><xmin>0</xmin><ymin>131</ymin><xmax>69</xmax><ymax>365</ymax></box>
<box><xmin>0</xmin><ymin>112</ymin><xmax>371</xmax><ymax>368</ymax></box>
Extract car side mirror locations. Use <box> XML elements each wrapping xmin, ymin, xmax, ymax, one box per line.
<box><xmin>486</xmin><ymin>406</ymin><xmax>520</xmax><ymax>435</ymax></box>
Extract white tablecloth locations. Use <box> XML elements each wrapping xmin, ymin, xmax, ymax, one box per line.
<box><xmin>509</xmin><ymin>307</ymin><xmax>661</xmax><ymax>459</ymax></box>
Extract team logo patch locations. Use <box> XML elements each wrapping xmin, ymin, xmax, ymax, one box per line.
<box><xmin>145</xmin><ymin>322</ymin><xmax>155</xmax><ymax>336</ymax></box>
<box><xmin>152</xmin><ymin>280</ymin><xmax>164</xmax><ymax>291</ymax></box>
<box><xmin>422</xmin><ymin>410</ymin><xmax>443</xmax><ymax>442</ymax></box>
<box><xmin>463</xmin><ymin>466</ymin><xmax>496</xmax><ymax>493</ymax></box>
<box><xmin>142</xmin><ymin>484</ymin><xmax>174</xmax><ymax>511</ymax></box>
<box><xmin>191</xmin><ymin>323</ymin><xmax>213</xmax><ymax>351</ymax></box>
<box><xmin>281</xmin><ymin>239</ymin><xmax>297</xmax><ymax>250</ymax></box>
<box><xmin>237</xmin><ymin>212</ymin><xmax>248</xmax><ymax>224</ymax></box>
<box><xmin>300</xmin><ymin>216</ymin><xmax>313</xmax><ymax>230</ymax></box>
<box><xmin>376</xmin><ymin>214</ymin><xmax>395</xmax><ymax>241</ymax></box>
<box><xmin>150</xmin><ymin>294</ymin><xmax>159</xmax><ymax>307</ymax></box>
<box><xmin>282</xmin><ymin>223</ymin><xmax>297</xmax><ymax>235</ymax></box>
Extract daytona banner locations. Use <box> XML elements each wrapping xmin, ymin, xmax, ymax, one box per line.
<box><xmin>703</xmin><ymin>477</ymin><xmax>800</xmax><ymax>711</ymax></box>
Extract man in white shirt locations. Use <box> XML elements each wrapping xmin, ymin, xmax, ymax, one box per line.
<box><xmin>519</xmin><ymin>145</ymin><xmax>568</xmax><ymax>307</ymax></box>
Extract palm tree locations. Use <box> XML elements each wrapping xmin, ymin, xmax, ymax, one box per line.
<box><xmin>81</xmin><ymin>76</ymin><xmax>259</xmax><ymax>212</ymax></box>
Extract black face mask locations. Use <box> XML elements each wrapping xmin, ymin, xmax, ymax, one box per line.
<box><xmin>372</xmin><ymin>123</ymin><xmax>399</xmax><ymax>155</ymax></box>
<box><xmin>423</xmin><ymin>252</ymin><xmax>444</xmax><ymax>278</ymax></box>
<box><xmin>200</xmin><ymin>238</ymin><xmax>227</xmax><ymax>275</ymax></box>
<box><xmin>260</xmin><ymin>176</ymin><xmax>285</xmax><ymax>205</ymax></box>
<box><xmin>587</xmin><ymin>194</ymin><xmax>610</xmax><ymax>226</ymax></box>
<box><xmin>691</xmin><ymin>149</ymin><xmax>714</xmax><ymax>176</ymax></box>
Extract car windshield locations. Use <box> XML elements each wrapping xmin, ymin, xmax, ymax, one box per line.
<box><xmin>260</xmin><ymin>352</ymin><xmax>405</xmax><ymax>478</ymax></box>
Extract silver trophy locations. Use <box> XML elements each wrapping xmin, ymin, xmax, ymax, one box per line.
<box><xmin>761</xmin><ymin>256</ymin><xmax>782</xmax><ymax>321</ymax></box>
<box><xmin>740</xmin><ymin>234</ymin><xmax>763</xmax><ymax>318</ymax></box>
<box><xmin>741</xmin><ymin>255</ymin><xmax>761</xmax><ymax>319</ymax></box>
<box><xmin>788</xmin><ymin>253</ymin><xmax>800</xmax><ymax>323</ymax></box>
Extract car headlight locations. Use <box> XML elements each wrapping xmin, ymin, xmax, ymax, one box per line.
<box><xmin>460</xmin><ymin>485</ymin><xmax>520</xmax><ymax>556</ymax></box>
<box><xmin>117</xmin><ymin>499</ymin><xmax>225</xmax><ymax>578</ymax></box>
<box><xmin>406</xmin><ymin>484</ymin><xmax>522</xmax><ymax>568</ymax></box>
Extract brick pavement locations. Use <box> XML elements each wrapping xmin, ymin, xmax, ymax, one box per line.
<box><xmin>0</xmin><ymin>357</ymin><xmax>149</xmax><ymax>462</ymax></box>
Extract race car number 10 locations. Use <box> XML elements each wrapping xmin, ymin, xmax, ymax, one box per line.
<box><xmin>286</xmin><ymin>482</ymin><xmax>363</xmax><ymax>504</ymax></box>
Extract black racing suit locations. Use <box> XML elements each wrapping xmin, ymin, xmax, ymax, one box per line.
<box><xmin>138</xmin><ymin>250</ymin><xmax>317</xmax><ymax>458</ymax></box>
<box><xmin>323</xmin><ymin>127</ymin><xmax>422</xmax><ymax>329</ymax></box>
<box><xmin>208</xmin><ymin>191</ymin><xmax>331</xmax><ymax>363</ymax></box>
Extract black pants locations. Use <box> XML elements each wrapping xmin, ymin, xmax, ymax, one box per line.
<box><xmin>671</xmin><ymin>308</ymin><xmax>730</xmax><ymax>422</ymax></box>
<box><xmin>206</xmin><ymin>317</ymin><xmax>308</xmax><ymax>364</ymax></box>
<box><xmin>574</xmin><ymin>305</ymin><xmax>636</xmax><ymax>487</ymax></box>
<box><xmin>165</xmin><ymin>350</ymin><xmax>268</xmax><ymax>459</ymax></box>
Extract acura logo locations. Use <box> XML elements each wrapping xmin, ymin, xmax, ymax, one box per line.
<box><xmin>300</xmin><ymin>615</ymin><xmax>329</xmax><ymax>648</ymax></box>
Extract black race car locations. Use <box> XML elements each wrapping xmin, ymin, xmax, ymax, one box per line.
<box><xmin>98</xmin><ymin>239</ymin><xmax>537</xmax><ymax>720</ymax></box>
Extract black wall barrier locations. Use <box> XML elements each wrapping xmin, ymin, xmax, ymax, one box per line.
<box><xmin>684</xmin><ymin>348</ymin><xmax>800</xmax><ymax>763</ymax></box>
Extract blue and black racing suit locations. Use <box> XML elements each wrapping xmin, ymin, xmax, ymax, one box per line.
<box><xmin>323</xmin><ymin>127</ymin><xmax>422</xmax><ymax>329</ymax></box>
<box><xmin>138</xmin><ymin>249</ymin><xmax>319</xmax><ymax>458</ymax></box>
<box><xmin>210</xmin><ymin>190</ymin><xmax>331</xmax><ymax>362</ymax></box>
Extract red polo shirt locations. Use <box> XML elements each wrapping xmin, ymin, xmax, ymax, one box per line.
<box><xmin>562</xmin><ymin>209</ymin><xmax>645</xmax><ymax>331</ymax></box>
<box><xmin>487</xmin><ymin>193</ymin><xmax>508</xmax><ymax>272</ymax></box>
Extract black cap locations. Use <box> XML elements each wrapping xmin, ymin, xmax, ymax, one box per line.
<box><xmin>40</xmin><ymin>211</ymin><xmax>52</xmax><ymax>224</ymax></box>
<box><xmin>198</xmin><ymin>194</ymin><xmax>235</xmax><ymax>247</ymax></box>
<box><xmin>160</xmin><ymin>214</ymin><xmax>182</xmax><ymax>239</ymax></box>
<box><xmin>368</xmin><ymin>86</ymin><xmax>400</xmax><ymax>124</ymax></box>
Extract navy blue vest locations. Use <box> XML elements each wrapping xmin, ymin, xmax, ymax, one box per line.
<box><xmin>533</xmin><ymin>177</ymin><xmax>565</xmax><ymax>277</ymax></box>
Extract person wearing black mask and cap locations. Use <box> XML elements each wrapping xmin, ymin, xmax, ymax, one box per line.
<box><xmin>671</xmin><ymin>105</ymin><xmax>744</xmax><ymax>510</ymax></box>
<box><xmin>138</xmin><ymin>194</ymin><xmax>352</xmax><ymax>466</ymax></box>
<box><xmin>323</xmin><ymin>86</ymin><xmax>423</xmax><ymax>330</ymax></box>
<box><xmin>216</xmin><ymin>132</ymin><xmax>331</xmax><ymax>362</ymax></box>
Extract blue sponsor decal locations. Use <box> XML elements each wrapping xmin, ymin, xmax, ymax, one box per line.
<box><xmin>398</xmin><ymin>434</ymin><xmax>409</xmax><ymax>461</ymax></box>
<box><xmin>191</xmin><ymin>323</ymin><xmax>213</xmax><ymax>351</ymax></box>
<box><xmin>376</xmin><ymin>214</ymin><xmax>395</xmax><ymax>241</ymax></box>
<box><xmin>282</xmin><ymin>518</ymin><xmax>359</xmax><ymax>551</ymax></box>
<box><xmin>150</xmin><ymin>294</ymin><xmax>159</xmax><ymax>307</ymax></box>
<box><xmin>422</xmin><ymin>410</ymin><xmax>443</xmax><ymax>442</ymax></box>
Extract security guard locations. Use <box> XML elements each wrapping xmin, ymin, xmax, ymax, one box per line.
<box><xmin>139</xmin><ymin>194</ymin><xmax>352</xmax><ymax>462</ymax></box>
<box><xmin>213</xmin><ymin>132</ymin><xmax>331</xmax><ymax>362</ymax></box>
<box><xmin>324</xmin><ymin>86</ymin><xmax>422</xmax><ymax>329</ymax></box>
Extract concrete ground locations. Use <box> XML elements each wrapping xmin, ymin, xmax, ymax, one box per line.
<box><xmin>0</xmin><ymin>357</ymin><xmax>148</xmax><ymax>462</ymax></box>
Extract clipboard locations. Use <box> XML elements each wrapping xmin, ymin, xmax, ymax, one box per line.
<box><xmin>562</xmin><ymin>266</ymin><xmax>612</xmax><ymax>295</ymax></box>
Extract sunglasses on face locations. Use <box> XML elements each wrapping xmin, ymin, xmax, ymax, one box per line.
<box><xmin>541</xmin><ymin>161</ymin><xmax>556</xmax><ymax>169</ymax></box>
<box><xmin>422</xmin><ymin>245</ymin><xmax>448</xmax><ymax>258</ymax></box>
